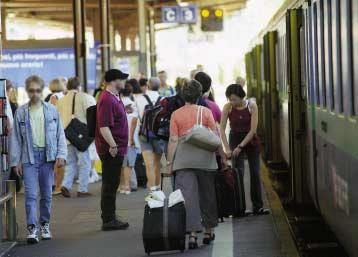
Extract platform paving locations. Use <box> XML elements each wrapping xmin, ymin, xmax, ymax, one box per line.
<box><xmin>7</xmin><ymin>162</ymin><xmax>293</xmax><ymax>257</ymax></box>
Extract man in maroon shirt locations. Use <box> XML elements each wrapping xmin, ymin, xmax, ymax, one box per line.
<box><xmin>95</xmin><ymin>69</ymin><xmax>129</xmax><ymax>231</ymax></box>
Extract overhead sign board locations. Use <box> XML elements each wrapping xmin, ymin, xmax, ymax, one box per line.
<box><xmin>162</xmin><ymin>5</ymin><xmax>197</xmax><ymax>24</ymax></box>
<box><xmin>180</xmin><ymin>5</ymin><xmax>198</xmax><ymax>24</ymax></box>
<box><xmin>162</xmin><ymin>6</ymin><xmax>180</xmax><ymax>23</ymax></box>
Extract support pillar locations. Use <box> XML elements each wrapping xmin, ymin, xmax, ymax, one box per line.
<box><xmin>148</xmin><ymin>6</ymin><xmax>157</xmax><ymax>76</ymax></box>
<box><xmin>100</xmin><ymin>0</ymin><xmax>111</xmax><ymax>73</ymax></box>
<box><xmin>73</xmin><ymin>0</ymin><xmax>87</xmax><ymax>91</ymax></box>
<box><xmin>138</xmin><ymin>0</ymin><xmax>147</xmax><ymax>76</ymax></box>
<box><xmin>1</xmin><ymin>7</ymin><xmax>6</xmax><ymax>42</ymax></box>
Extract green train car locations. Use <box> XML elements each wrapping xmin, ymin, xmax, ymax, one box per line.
<box><xmin>246</xmin><ymin>0</ymin><xmax>358</xmax><ymax>256</ymax></box>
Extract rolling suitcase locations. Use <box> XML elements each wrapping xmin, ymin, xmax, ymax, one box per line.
<box><xmin>142</xmin><ymin>199</ymin><xmax>186</xmax><ymax>255</ymax></box>
<box><xmin>215</xmin><ymin>166</ymin><xmax>246</xmax><ymax>220</ymax></box>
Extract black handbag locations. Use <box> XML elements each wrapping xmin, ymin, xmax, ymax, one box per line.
<box><xmin>64</xmin><ymin>93</ymin><xmax>93</xmax><ymax>152</ymax></box>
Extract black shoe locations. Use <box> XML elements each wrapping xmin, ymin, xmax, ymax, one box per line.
<box><xmin>203</xmin><ymin>232</ymin><xmax>215</xmax><ymax>245</ymax></box>
<box><xmin>253</xmin><ymin>208</ymin><xmax>270</xmax><ymax>215</ymax></box>
<box><xmin>188</xmin><ymin>235</ymin><xmax>198</xmax><ymax>250</ymax></box>
<box><xmin>61</xmin><ymin>187</ymin><xmax>71</xmax><ymax>198</ymax></box>
<box><xmin>102</xmin><ymin>219</ymin><xmax>129</xmax><ymax>231</ymax></box>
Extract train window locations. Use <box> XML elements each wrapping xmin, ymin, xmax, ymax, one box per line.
<box><xmin>300</xmin><ymin>26</ymin><xmax>307</xmax><ymax>100</ymax></box>
<box><xmin>318</xmin><ymin>0</ymin><xmax>327</xmax><ymax>108</ymax></box>
<box><xmin>341</xmin><ymin>0</ymin><xmax>354</xmax><ymax>115</ymax></box>
<box><xmin>313</xmin><ymin>3</ymin><xmax>320</xmax><ymax>106</ymax></box>
<box><xmin>304</xmin><ymin>8</ymin><xmax>311</xmax><ymax>105</ymax></box>
<box><xmin>324</xmin><ymin>1</ymin><xmax>334</xmax><ymax>111</ymax></box>
<box><xmin>353</xmin><ymin>0</ymin><xmax>358</xmax><ymax>115</ymax></box>
<box><xmin>332</xmin><ymin>0</ymin><xmax>344</xmax><ymax>113</ymax></box>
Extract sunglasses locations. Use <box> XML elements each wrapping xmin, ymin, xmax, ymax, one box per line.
<box><xmin>28</xmin><ymin>88</ymin><xmax>42</xmax><ymax>93</ymax></box>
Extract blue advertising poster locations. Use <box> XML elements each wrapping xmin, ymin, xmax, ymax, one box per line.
<box><xmin>0</xmin><ymin>47</ymin><xmax>97</xmax><ymax>89</ymax></box>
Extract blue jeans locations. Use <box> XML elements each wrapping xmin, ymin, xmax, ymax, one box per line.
<box><xmin>62</xmin><ymin>145</ymin><xmax>91</xmax><ymax>193</ymax></box>
<box><xmin>23</xmin><ymin>148</ymin><xmax>54</xmax><ymax>226</ymax></box>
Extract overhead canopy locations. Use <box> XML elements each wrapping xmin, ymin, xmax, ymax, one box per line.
<box><xmin>2</xmin><ymin>0</ymin><xmax>247</xmax><ymax>36</ymax></box>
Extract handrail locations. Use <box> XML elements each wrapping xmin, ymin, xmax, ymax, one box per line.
<box><xmin>0</xmin><ymin>192</ymin><xmax>13</xmax><ymax>206</ymax></box>
<box><xmin>3</xmin><ymin>180</ymin><xmax>17</xmax><ymax>241</ymax></box>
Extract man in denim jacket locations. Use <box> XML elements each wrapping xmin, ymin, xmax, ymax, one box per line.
<box><xmin>10</xmin><ymin>75</ymin><xmax>67</xmax><ymax>244</ymax></box>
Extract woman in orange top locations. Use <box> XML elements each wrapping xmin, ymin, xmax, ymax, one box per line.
<box><xmin>167</xmin><ymin>80</ymin><xmax>225</xmax><ymax>250</ymax></box>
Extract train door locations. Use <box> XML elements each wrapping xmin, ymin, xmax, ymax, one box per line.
<box><xmin>253</xmin><ymin>45</ymin><xmax>265</xmax><ymax>141</ymax></box>
<box><xmin>263</xmin><ymin>31</ymin><xmax>283</xmax><ymax>165</ymax></box>
<box><xmin>286</xmin><ymin>8</ymin><xmax>310</xmax><ymax>204</ymax></box>
<box><xmin>263</xmin><ymin>34</ymin><xmax>272</xmax><ymax>161</ymax></box>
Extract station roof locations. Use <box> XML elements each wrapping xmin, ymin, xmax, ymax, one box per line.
<box><xmin>3</xmin><ymin>0</ymin><xmax>247</xmax><ymax>35</ymax></box>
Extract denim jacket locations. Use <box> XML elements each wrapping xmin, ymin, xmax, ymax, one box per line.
<box><xmin>10</xmin><ymin>102</ymin><xmax>67</xmax><ymax>167</ymax></box>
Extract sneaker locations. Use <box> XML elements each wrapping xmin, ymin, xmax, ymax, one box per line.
<box><xmin>124</xmin><ymin>190</ymin><xmax>131</xmax><ymax>195</ymax></box>
<box><xmin>27</xmin><ymin>225</ymin><xmax>39</xmax><ymax>244</ymax></box>
<box><xmin>77</xmin><ymin>192</ymin><xmax>92</xmax><ymax>197</ymax></box>
<box><xmin>61</xmin><ymin>187</ymin><xmax>71</xmax><ymax>198</ymax></box>
<box><xmin>40</xmin><ymin>223</ymin><xmax>52</xmax><ymax>240</ymax></box>
<box><xmin>102</xmin><ymin>219</ymin><xmax>129</xmax><ymax>231</ymax></box>
<box><xmin>119</xmin><ymin>190</ymin><xmax>126</xmax><ymax>194</ymax></box>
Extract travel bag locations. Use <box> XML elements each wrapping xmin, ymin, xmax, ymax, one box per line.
<box><xmin>65</xmin><ymin>93</ymin><xmax>93</xmax><ymax>152</ymax></box>
<box><xmin>142</xmin><ymin>199</ymin><xmax>186</xmax><ymax>255</ymax></box>
<box><xmin>215</xmin><ymin>166</ymin><xmax>246</xmax><ymax>220</ymax></box>
<box><xmin>135</xmin><ymin>154</ymin><xmax>147</xmax><ymax>188</ymax></box>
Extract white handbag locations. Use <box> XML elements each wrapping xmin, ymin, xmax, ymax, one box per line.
<box><xmin>185</xmin><ymin>106</ymin><xmax>221</xmax><ymax>152</ymax></box>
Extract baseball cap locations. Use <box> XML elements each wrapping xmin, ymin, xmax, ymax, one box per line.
<box><xmin>104</xmin><ymin>69</ymin><xmax>129</xmax><ymax>83</ymax></box>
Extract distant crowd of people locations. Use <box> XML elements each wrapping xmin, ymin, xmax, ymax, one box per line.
<box><xmin>5</xmin><ymin>68</ymin><xmax>269</xmax><ymax>248</ymax></box>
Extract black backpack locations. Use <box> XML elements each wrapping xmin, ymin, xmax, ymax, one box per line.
<box><xmin>139</xmin><ymin>95</ymin><xmax>162</xmax><ymax>142</ymax></box>
<box><xmin>86</xmin><ymin>105</ymin><xmax>97</xmax><ymax>138</ymax></box>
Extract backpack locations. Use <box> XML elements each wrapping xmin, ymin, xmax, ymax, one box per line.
<box><xmin>151</xmin><ymin>95</ymin><xmax>209</xmax><ymax>141</ymax></box>
<box><xmin>86</xmin><ymin>105</ymin><xmax>97</xmax><ymax>138</ymax></box>
<box><xmin>139</xmin><ymin>95</ymin><xmax>162</xmax><ymax>142</ymax></box>
<box><xmin>152</xmin><ymin>95</ymin><xmax>184</xmax><ymax>141</ymax></box>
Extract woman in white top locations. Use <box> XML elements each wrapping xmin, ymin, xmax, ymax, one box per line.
<box><xmin>120</xmin><ymin>83</ymin><xmax>139</xmax><ymax>194</ymax></box>
<box><xmin>135</xmin><ymin>77</ymin><xmax>164</xmax><ymax>190</ymax></box>
<box><xmin>47</xmin><ymin>78</ymin><xmax>66</xmax><ymax>106</ymax></box>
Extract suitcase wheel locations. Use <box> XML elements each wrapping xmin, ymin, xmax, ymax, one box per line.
<box><xmin>146</xmin><ymin>252</ymin><xmax>150</xmax><ymax>256</ymax></box>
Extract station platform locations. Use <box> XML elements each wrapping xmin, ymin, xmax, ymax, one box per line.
<box><xmin>7</xmin><ymin>162</ymin><xmax>299</xmax><ymax>257</ymax></box>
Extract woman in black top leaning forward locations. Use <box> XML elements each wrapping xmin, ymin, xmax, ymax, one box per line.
<box><xmin>220</xmin><ymin>84</ymin><xmax>269</xmax><ymax>215</ymax></box>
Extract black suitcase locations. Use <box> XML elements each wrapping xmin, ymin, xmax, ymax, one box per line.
<box><xmin>135</xmin><ymin>154</ymin><xmax>147</xmax><ymax>188</ymax></box>
<box><xmin>215</xmin><ymin>166</ymin><xmax>246</xmax><ymax>220</ymax></box>
<box><xmin>142</xmin><ymin>199</ymin><xmax>186</xmax><ymax>255</ymax></box>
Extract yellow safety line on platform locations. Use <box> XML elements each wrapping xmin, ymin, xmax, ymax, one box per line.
<box><xmin>261</xmin><ymin>162</ymin><xmax>300</xmax><ymax>257</ymax></box>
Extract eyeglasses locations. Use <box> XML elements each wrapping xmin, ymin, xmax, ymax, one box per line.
<box><xmin>28</xmin><ymin>88</ymin><xmax>42</xmax><ymax>93</ymax></box>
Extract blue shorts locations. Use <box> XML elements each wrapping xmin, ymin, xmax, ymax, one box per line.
<box><xmin>140</xmin><ymin>138</ymin><xmax>167</xmax><ymax>155</ymax></box>
<box><xmin>123</xmin><ymin>146</ymin><xmax>138</xmax><ymax>167</ymax></box>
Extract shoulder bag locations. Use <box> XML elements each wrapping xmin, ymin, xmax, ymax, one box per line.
<box><xmin>65</xmin><ymin>93</ymin><xmax>93</xmax><ymax>152</ymax></box>
<box><xmin>185</xmin><ymin>106</ymin><xmax>221</xmax><ymax>152</ymax></box>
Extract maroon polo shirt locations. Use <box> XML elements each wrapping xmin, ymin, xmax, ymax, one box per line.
<box><xmin>95</xmin><ymin>90</ymin><xmax>128</xmax><ymax>157</ymax></box>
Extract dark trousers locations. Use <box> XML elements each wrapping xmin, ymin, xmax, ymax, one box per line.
<box><xmin>230</xmin><ymin>132</ymin><xmax>263</xmax><ymax>211</ymax></box>
<box><xmin>100</xmin><ymin>154</ymin><xmax>124</xmax><ymax>223</ymax></box>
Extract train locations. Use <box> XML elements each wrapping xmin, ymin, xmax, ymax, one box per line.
<box><xmin>245</xmin><ymin>0</ymin><xmax>358</xmax><ymax>256</ymax></box>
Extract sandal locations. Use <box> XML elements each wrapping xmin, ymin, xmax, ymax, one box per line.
<box><xmin>203</xmin><ymin>232</ymin><xmax>215</xmax><ymax>245</ymax></box>
<box><xmin>188</xmin><ymin>235</ymin><xmax>198</xmax><ymax>250</ymax></box>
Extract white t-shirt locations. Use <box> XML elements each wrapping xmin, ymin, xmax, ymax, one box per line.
<box><xmin>135</xmin><ymin>90</ymin><xmax>161</xmax><ymax>120</ymax></box>
<box><xmin>122</xmin><ymin>96</ymin><xmax>140</xmax><ymax>148</ymax></box>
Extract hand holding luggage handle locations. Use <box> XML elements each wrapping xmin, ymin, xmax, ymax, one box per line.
<box><xmin>163</xmin><ymin>198</ymin><xmax>170</xmax><ymax>250</ymax></box>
